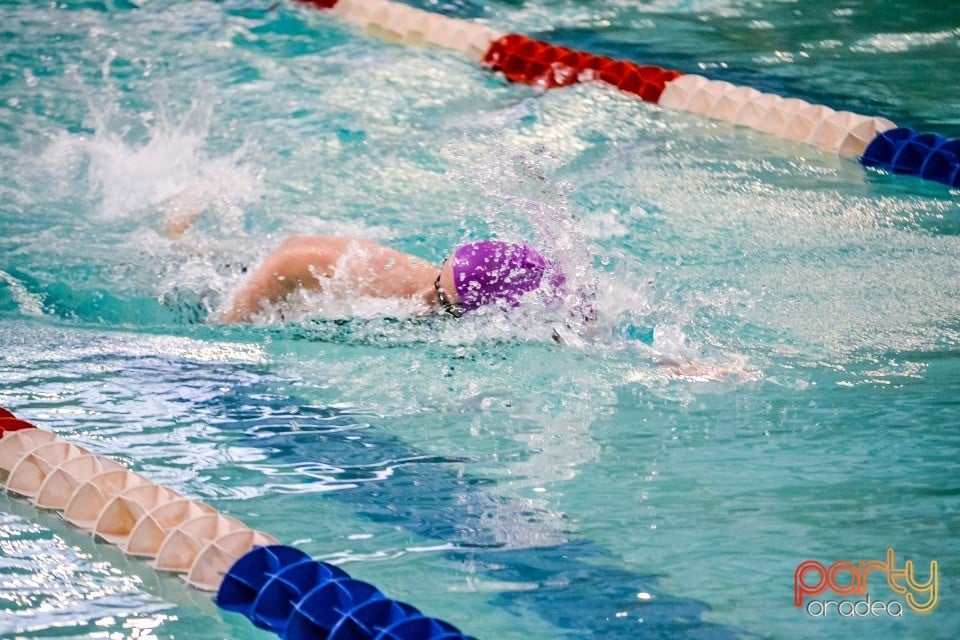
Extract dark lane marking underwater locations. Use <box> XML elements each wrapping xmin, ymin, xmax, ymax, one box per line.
<box><xmin>204</xmin><ymin>379</ymin><xmax>759</xmax><ymax>639</ymax></box>
<box><xmin>1</xmin><ymin>319</ymin><xmax>754</xmax><ymax>637</ymax></box>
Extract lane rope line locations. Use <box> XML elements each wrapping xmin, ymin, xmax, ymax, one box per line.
<box><xmin>0</xmin><ymin>410</ymin><xmax>474</xmax><ymax>640</ymax></box>
<box><xmin>294</xmin><ymin>0</ymin><xmax>960</xmax><ymax>190</ymax></box>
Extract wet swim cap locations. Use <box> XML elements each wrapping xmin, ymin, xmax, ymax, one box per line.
<box><xmin>451</xmin><ymin>240</ymin><xmax>551</xmax><ymax>311</ymax></box>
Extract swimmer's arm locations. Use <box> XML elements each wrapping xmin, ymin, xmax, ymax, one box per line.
<box><xmin>219</xmin><ymin>236</ymin><xmax>340</xmax><ymax>323</ymax></box>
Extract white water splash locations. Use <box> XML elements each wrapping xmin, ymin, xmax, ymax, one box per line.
<box><xmin>442</xmin><ymin>140</ymin><xmax>757</xmax><ymax>381</ymax></box>
<box><xmin>0</xmin><ymin>270</ymin><xmax>45</xmax><ymax>318</ymax></box>
<box><xmin>35</xmin><ymin>91</ymin><xmax>273</xmax><ymax>316</ymax></box>
<box><xmin>41</xmin><ymin>94</ymin><xmax>263</xmax><ymax>226</ymax></box>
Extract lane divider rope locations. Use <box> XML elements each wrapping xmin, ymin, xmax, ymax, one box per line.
<box><xmin>0</xmin><ymin>409</ymin><xmax>474</xmax><ymax>640</ymax></box>
<box><xmin>293</xmin><ymin>0</ymin><xmax>960</xmax><ymax>190</ymax></box>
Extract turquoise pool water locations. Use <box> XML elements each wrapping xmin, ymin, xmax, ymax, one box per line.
<box><xmin>1</xmin><ymin>0</ymin><xmax>958</xmax><ymax>638</ymax></box>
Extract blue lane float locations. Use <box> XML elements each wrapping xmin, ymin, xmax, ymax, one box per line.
<box><xmin>216</xmin><ymin>544</ymin><xmax>312</xmax><ymax>618</ymax></box>
<box><xmin>216</xmin><ymin>544</ymin><xmax>475</xmax><ymax>640</ymax></box>
<box><xmin>861</xmin><ymin>128</ymin><xmax>960</xmax><ymax>187</ymax></box>
<box><xmin>253</xmin><ymin>558</ymin><xmax>349</xmax><ymax>632</ymax></box>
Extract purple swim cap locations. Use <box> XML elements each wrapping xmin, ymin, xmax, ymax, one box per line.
<box><xmin>451</xmin><ymin>240</ymin><xmax>551</xmax><ymax>311</ymax></box>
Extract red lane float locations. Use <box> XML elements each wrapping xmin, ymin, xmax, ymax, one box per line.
<box><xmin>0</xmin><ymin>417</ymin><xmax>36</xmax><ymax>435</ymax></box>
<box><xmin>482</xmin><ymin>34</ymin><xmax>682</xmax><ymax>102</ymax></box>
<box><xmin>296</xmin><ymin>0</ymin><xmax>340</xmax><ymax>9</ymax></box>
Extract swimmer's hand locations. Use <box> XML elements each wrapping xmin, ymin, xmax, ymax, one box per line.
<box><xmin>631</xmin><ymin>338</ymin><xmax>758</xmax><ymax>381</ymax></box>
<box><xmin>551</xmin><ymin>325</ymin><xmax>586</xmax><ymax>347</ymax></box>
<box><xmin>161</xmin><ymin>188</ymin><xmax>206</xmax><ymax>239</ymax></box>
<box><xmin>658</xmin><ymin>354</ymin><xmax>758</xmax><ymax>382</ymax></box>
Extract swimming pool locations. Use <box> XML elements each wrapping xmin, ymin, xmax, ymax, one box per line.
<box><xmin>1</xmin><ymin>0</ymin><xmax>958</xmax><ymax>638</ymax></box>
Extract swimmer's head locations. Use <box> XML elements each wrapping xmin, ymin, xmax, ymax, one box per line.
<box><xmin>438</xmin><ymin>240</ymin><xmax>552</xmax><ymax>314</ymax></box>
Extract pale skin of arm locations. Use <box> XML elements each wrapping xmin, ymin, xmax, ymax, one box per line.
<box><xmin>218</xmin><ymin>236</ymin><xmax>459</xmax><ymax>323</ymax></box>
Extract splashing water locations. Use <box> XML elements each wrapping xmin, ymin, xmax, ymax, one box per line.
<box><xmin>445</xmin><ymin>140</ymin><xmax>756</xmax><ymax>378</ymax></box>
<box><xmin>41</xmin><ymin>92</ymin><xmax>262</xmax><ymax>225</ymax></box>
<box><xmin>21</xmin><ymin>86</ymin><xmax>756</xmax><ymax>385</ymax></box>
<box><xmin>28</xmin><ymin>91</ymin><xmax>267</xmax><ymax>323</ymax></box>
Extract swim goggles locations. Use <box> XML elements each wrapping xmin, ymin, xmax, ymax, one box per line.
<box><xmin>434</xmin><ymin>266</ymin><xmax>463</xmax><ymax>318</ymax></box>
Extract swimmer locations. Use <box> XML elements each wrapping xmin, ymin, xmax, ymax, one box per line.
<box><xmin>216</xmin><ymin>236</ymin><xmax>555</xmax><ymax>323</ymax></box>
<box><xmin>160</xmin><ymin>194</ymin><xmax>752</xmax><ymax>380</ymax></box>
<box><xmin>160</xmin><ymin>191</ymin><xmax>565</xmax><ymax>324</ymax></box>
